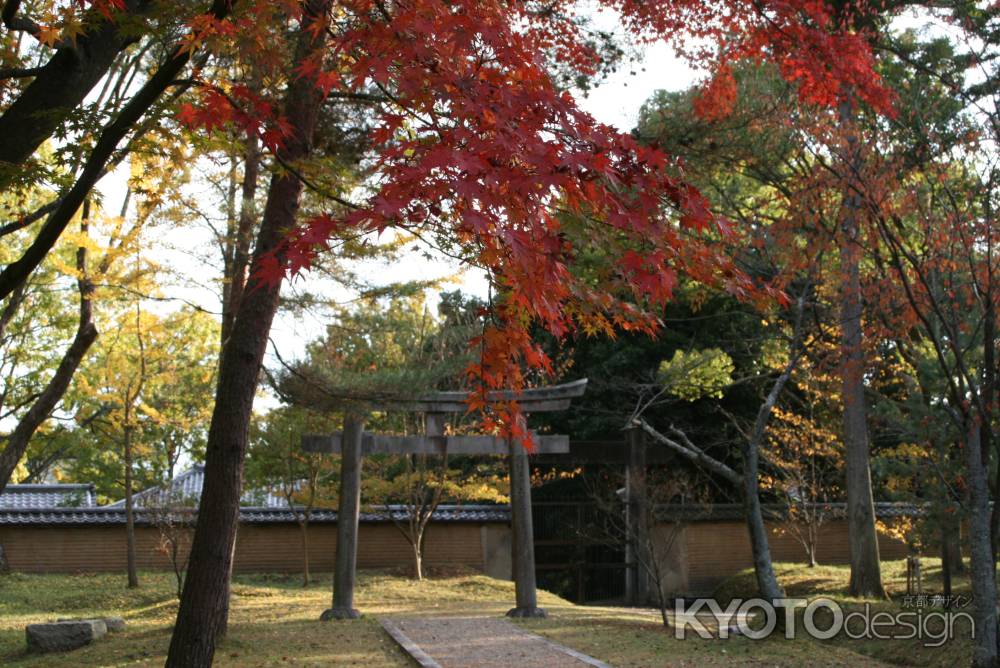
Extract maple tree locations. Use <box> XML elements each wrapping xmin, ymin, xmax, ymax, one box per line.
<box><xmin>2</xmin><ymin>1</ymin><xmax>906</xmax><ymax>665</ymax></box>
<box><xmin>633</xmin><ymin>61</ymin><xmax>863</xmax><ymax>595</ymax></box>
<box><xmin>764</xmin><ymin>346</ymin><xmax>844</xmax><ymax>568</ymax></box>
<box><xmin>171</xmin><ymin>1</ymin><xmax>898</xmax><ymax>662</ymax></box>
<box><xmin>822</xmin><ymin>23</ymin><xmax>1000</xmax><ymax>664</ymax></box>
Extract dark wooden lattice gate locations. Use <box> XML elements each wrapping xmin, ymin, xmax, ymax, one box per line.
<box><xmin>532</xmin><ymin>500</ymin><xmax>628</xmax><ymax>604</ymax></box>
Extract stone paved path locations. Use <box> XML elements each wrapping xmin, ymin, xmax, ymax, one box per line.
<box><xmin>379</xmin><ymin>616</ymin><xmax>612</xmax><ymax>668</ymax></box>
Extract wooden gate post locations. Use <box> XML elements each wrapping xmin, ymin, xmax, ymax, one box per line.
<box><xmin>625</xmin><ymin>426</ymin><xmax>648</xmax><ymax>606</ymax></box>
<box><xmin>506</xmin><ymin>437</ymin><xmax>546</xmax><ymax>618</ymax></box>
<box><xmin>321</xmin><ymin>413</ymin><xmax>365</xmax><ymax>620</ymax></box>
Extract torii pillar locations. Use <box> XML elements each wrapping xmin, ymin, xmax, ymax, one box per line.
<box><xmin>624</xmin><ymin>425</ymin><xmax>649</xmax><ymax>606</ymax></box>
<box><xmin>320</xmin><ymin>413</ymin><xmax>364</xmax><ymax>620</ymax></box>
<box><xmin>507</xmin><ymin>435</ymin><xmax>544</xmax><ymax>617</ymax></box>
<box><xmin>304</xmin><ymin>379</ymin><xmax>588</xmax><ymax>620</ymax></box>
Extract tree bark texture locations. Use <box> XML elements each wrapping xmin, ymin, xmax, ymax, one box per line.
<box><xmin>963</xmin><ymin>423</ymin><xmax>998</xmax><ymax>668</ymax></box>
<box><xmin>221</xmin><ymin>130</ymin><xmax>259</xmax><ymax>354</ymax></box>
<box><xmin>164</xmin><ymin>3</ymin><xmax>329</xmax><ymax>663</ymax></box>
<box><xmin>837</xmin><ymin>96</ymin><xmax>885</xmax><ymax>599</ymax></box>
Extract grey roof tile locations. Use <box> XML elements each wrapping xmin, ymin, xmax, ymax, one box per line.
<box><xmin>0</xmin><ymin>505</ymin><xmax>511</xmax><ymax>526</ymax></box>
<box><xmin>107</xmin><ymin>466</ymin><xmax>291</xmax><ymax>509</ymax></box>
<box><xmin>0</xmin><ymin>484</ymin><xmax>96</xmax><ymax>509</ymax></box>
<box><xmin>0</xmin><ymin>467</ymin><xmax>511</xmax><ymax>526</ymax></box>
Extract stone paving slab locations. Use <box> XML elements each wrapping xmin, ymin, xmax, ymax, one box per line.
<box><xmin>379</xmin><ymin>616</ymin><xmax>612</xmax><ymax>668</ymax></box>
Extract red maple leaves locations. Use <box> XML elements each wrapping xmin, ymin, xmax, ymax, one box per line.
<box><xmin>616</xmin><ymin>0</ymin><xmax>895</xmax><ymax>115</ymax></box>
<box><xmin>172</xmin><ymin>0</ymin><xmax>890</xmax><ymax>442</ymax></box>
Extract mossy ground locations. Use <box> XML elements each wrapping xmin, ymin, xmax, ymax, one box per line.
<box><xmin>0</xmin><ymin>560</ymin><xmax>975</xmax><ymax>666</ymax></box>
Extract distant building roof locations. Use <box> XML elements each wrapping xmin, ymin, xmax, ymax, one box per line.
<box><xmin>0</xmin><ymin>467</ymin><xmax>510</xmax><ymax>526</ymax></box>
<box><xmin>106</xmin><ymin>465</ymin><xmax>290</xmax><ymax>510</ymax></box>
<box><xmin>0</xmin><ymin>483</ymin><xmax>96</xmax><ymax>509</ymax></box>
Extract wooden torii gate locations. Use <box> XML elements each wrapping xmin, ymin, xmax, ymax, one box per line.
<box><xmin>302</xmin><ymin>378</ymin><xmax>587</xmax><ymax>620</ymax></box>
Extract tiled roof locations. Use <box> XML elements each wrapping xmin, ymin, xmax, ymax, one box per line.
<box><xmin>0</xmin><ymin>467</ymin><xmax>510</xmax><ymax>526</ymax></box>
<box><xmin>0</xmin><ymin>504</ymin><xmax>511</xmax><ymax>526</ymax></box>
<box><xmin>0</xmin><ymin>484</ymin><xmax>96</xmax><ymax>509</ymax></box>
<box><xmin>654</xmin><ymin>502</ymin><xmax>924</xmax><ymax>522</ymax></box>
<box><xmin>107</xmin><ymin>466</ymin><xmax>291</xmax><ymax>509</ymax></box>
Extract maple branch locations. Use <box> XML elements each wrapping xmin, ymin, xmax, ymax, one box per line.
<box><xmin>324</xmin><ymin>90</ymin><xmax>389</xmax><ymax>104</ymax></box>
<box><xmin>0</xmin><ymin>83</ymin><xmax>182</xmax><ymax>240</ymax></box>
<box><xmin>0</xmin><ymin>199</ymin><xmax>59</xmax><ymax>238</ymax></box>
<box><xmin>177</xmin><ymin>78</ymin><xmax>365</xmax><ymax>212</ymax></box>
<box><xmin>394</xmin><ymin>223</ymin><xmax>479</xmax><ymax>268</ymax></box>
<box><xmin>0</xmin><ymin>282</ymin><xmax>25</xmax><ymax>345</ymax></box>
<box><xmin>270</xmin><ymin>152</ymin><xmax>360</xmax><ymax>211</ymax></box>
<box><xmin>0</xmin><ymin>203</ymin><xmax>98</xmax><ymax>495</ymax></box>
<box><xmin>871</xmin><ymin>213</ymin><xmax>971</xmax><ymax>427</ymax></box>
<box><xmin>90</xmin><ymin>283</ymin><xmax>218</xmax><ymax>315</ymax></box>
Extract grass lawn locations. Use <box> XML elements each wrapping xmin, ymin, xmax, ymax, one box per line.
<box><xmin>0</xmin><ymin>561</ymin><xmax>976</xmax><ymax>667</ymax></box>
<box><xmin>716</xmin><ymin>558</ymin><xmax>978</xmax><ymax>667</ymax></box>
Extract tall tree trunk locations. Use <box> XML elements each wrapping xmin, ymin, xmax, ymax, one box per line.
<box><xmin>124</xmin><ymin>421</ymin><xmax>139</xmax><ymax>588</ymax></box>
<box><xmin>837</xmin><ymin>95</ymin><xmax>885</xmax><ymax>599</ymax></box>
<box><xmin>0</xmin><ymin>206</ymin><xmax>97</xmax><ymax>493</ymax></box>
<box><xmin>742</xmin><ymin>293</ymin><xmax>807</xmax><ymax>600</ymax></box>
<box><xmin>941</xmin><ymin>523</ymin><xmax>953</xmax><ymax>601</ymax></box>
<box><xmin>742</xmin><ymin>441</ymin><xmax>783</xmax><ymax>600</ymax></box>
<box><xmin>221</xmin><ymin>130</ymin><xmax>260</xmax><ymax>355</ymax></box>
<box><xmin>982</xmin><ymin>301</ymin><xmax>998</xmax><ymax>562</ymax></box>
<box><xmin>944</xmin><ymin>517</ymin><xmax>965</xmax><ymax>575</ymax></box>
<box><xmin>165</xmin><ymin>4</ymin><xmax>329</xmax><ymax>665</ymax></box>
<box><xmin>636</xmin><ymin>417</ymin><xmax>783</xmax><ymax>599</ymax></box>
<box><xmin>125</xmin><ymin>302</ymin><xmax>147</xmax><ymax>589</ymax></box>
<box><xmin>963</xmin><ymin>421</ymin><xmax>998</xmax><ymax>667</ymax></box>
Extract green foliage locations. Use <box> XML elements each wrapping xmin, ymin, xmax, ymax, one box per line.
<box><xmin>245</xmin><ymin>406</ymin><xmax>341</xmax><ymax>509</ymax></box>
<box><xmin>61</xmin><ymin>306</ymin><xmax>218</xmax><ymax>501</ymax></box>
<box><xmin>364</xmin><ymin>455</ymin><xmax>508</xmax><ymax>507</ymax></box>
<box><xmin>657</xmin><ymin>347</ymin><xmax>735</xmax><ymax>401</ymax></box>
<box><xmin>280</xmin><ymin>290</ymin><xmax>484</xmax><ymax>416</ymax></box>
